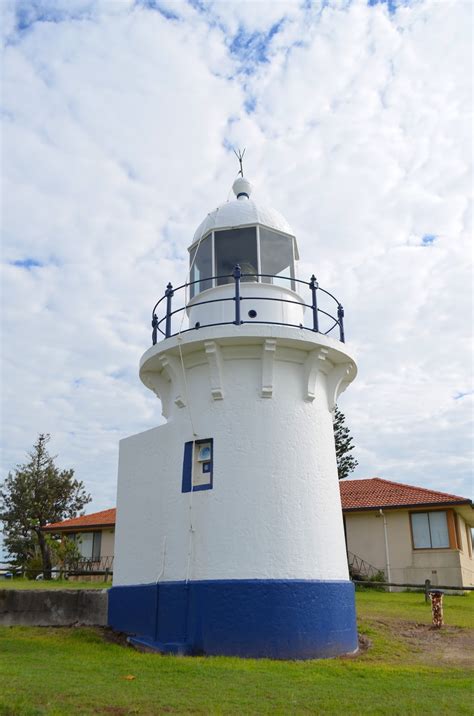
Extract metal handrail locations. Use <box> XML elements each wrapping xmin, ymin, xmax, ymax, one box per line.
<box><xmin>151</xmin><ymin>266</ymin><xmax>346</xmax><ymax>344</ymax></box>
<box><xmin>347</xmin><ymin>551</ymin><xmax>382</xmax><ymax>580</ymax></box>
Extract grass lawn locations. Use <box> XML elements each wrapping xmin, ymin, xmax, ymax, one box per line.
<box><xmin>0</xmin><ymin>591</ymin><xmax>472</xmax><ymax>715</ymax></box>
<box><xmin>356</xmin><ymin>589</ymin><xmax>474</xmax><ymax>628</ymax></box>
<box><xmin>0</xmin><ymin>579</ymin><xmax>110</xmax><ymax>590</ymax></box>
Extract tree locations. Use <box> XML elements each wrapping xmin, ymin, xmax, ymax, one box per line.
<box><xmin>46</xmin><ymin>533</ymin><xmax>82</xmax><ymax>578</ymax></box>
<box><xmin>333</xmin><ymin>406</ymin><xmax>358</xmax><ymax>480</ymax></box>
<box><xmin>0</xmin><ymin>434</ymin><xmax>91</xmax><ymax>578</ymax></box>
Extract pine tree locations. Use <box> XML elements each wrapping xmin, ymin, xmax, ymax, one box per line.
<box><xmin>0</xmin><ymin>434</ymin><xmax>91</xmax><ymax>578</ymax></box>
<box><xmin>333</xmin><ymin>406</ymin><xmax>358</xmax><ymax>480</ymax></box>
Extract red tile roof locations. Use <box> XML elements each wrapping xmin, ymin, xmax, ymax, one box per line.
<box><xmin>43</xmin><ymin>479</ymin><xmax>472</xmax><ymax>530</ymax></box>
<box><xmin>44</xmin><ymin>508</ymin><xmax>116</xmax><ymax>531</ymax></box>
<box><xmin>340</xmin><ymin>477</ymin><xmax>472</xmax><ymax>511</ymax></box>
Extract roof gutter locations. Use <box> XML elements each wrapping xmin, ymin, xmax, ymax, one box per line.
<box><xmin>342</xmin><ymin>500</ymin><xmax>472</xmax><ymax>513</ymax></box>
<box><xmin>42</xmin><ymin>523</ymin><xmax>115</xmax><ymax>532</ymax></box>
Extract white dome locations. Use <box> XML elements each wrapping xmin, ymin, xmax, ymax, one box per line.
<box><xmin>232</xmin><ymin>176</ymin><xmax>253</xmax><ymax>198</ymax></box>
<box><xmin>192</xmin><ymin>183</ymin><xmax>294</xmax><ymax>245</ymax></box>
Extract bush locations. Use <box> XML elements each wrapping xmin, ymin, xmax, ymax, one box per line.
<box><xmin>354</xmin><ymin>570</ymin><xmax>386</xmax><ymax>591</ymax></box>
<box><xmin>24</xmin><ymin>554</ymin><xmax>43</xmax><ymax>580</ymax></box>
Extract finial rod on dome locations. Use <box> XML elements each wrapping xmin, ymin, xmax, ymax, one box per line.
<box><xmin>233</xmin><ymin>147</ymin><xmax>246</xmax><ymax>177</ymax></box>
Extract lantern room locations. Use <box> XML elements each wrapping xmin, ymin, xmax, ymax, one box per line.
<box><xmin>150</xmin><ymin>174</ymin><xmax>346</xmax><ymax>344</ymax></box>
<box><xmin>186</xmin><ymin>176</ymin><xmax>303</xmax><ymax>327</ymax></box>
<box><xmin>188</xmin><ymin>176</ymin><xmax>299</xmax><ymax>297</ymax></box>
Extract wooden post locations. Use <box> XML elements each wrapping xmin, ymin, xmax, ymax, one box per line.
<box><xmin>429</xmin><ymin>590</ymin><xmax>444</xmax><ymax>628</ymax></box>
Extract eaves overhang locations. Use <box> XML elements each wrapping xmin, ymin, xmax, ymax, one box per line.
<box><xmin>42</xmin><ymin>523</ymin><xmax>115</xmax><ymax>532</ymax></box>
<box><xmin>343</xmin><ymin>500</ymin><xmax>473</xmax><ymax>516</ymax></box>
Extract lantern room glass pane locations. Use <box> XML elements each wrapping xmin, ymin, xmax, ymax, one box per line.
<box><xmin>190</xmin><ymin>234</ymin><xmax>213</xmax><ymax>298</ymax></box>
<box><xmin>215</xmin><ymin>228</ymin><xmax>258</xmax><ymax>285</ymax></box>
<box><xmin>260</xmin><ymin>228</ymin><xmax>295</xmax><ymax>290</ymax></box>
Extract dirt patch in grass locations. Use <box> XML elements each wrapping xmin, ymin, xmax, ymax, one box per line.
<box><xmin>357</xmin><ymin>633</ymin><xmax>372</xmax><ymax>653</ymax></box>
<box><xmin>100</xmin><ymin>627</ymin><xmax>131</xmax><ymax>648</ymax></box>
<box><xmin>370</xmin><ymin>617</ymin><xmax>474</xmax><ymax>668</ymax></box>
<box><xmin>398</xmin><ymin>622</ymin><xmax>474</xmax><ymax>667</ymax></box>
<box><xmin>339</xmin><ymin>633</ymin><xmax>372</xmax><ymax>659</ymax></box>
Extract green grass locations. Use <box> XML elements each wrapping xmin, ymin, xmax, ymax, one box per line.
<box><xmin>356</xmin><ymin>590</ymin><xmax>474</xmax><ymax>628</ymax></box>
<box><xmin>0</xmin><ymin>579</ymin><xmax>110</xmax><ymax>590</ymax></box>
<box><xmin>0</xmin><ymin>591</ymin><xmax>472</xmax><ymax>715</ymax></box>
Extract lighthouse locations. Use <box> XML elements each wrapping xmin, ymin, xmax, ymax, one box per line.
<box><xmin>108</xmin><ymin>170</ymin><xmax>358</xmax><ymax>659</ymax></box>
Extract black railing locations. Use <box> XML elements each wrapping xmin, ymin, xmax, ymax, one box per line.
<box><xmin>347</xmin><ymin>551</ymin><xmax>383</xmax><ymax>581</ymax></box>
<box><xmin>71</xmin><ymin>555</ymin><xmax>114</xmax><ymax>572</ymax></box>
<box><xmin>151</xmin><ymin>265</ymin><xmax>346</xmax><ymax>344</ymax></box>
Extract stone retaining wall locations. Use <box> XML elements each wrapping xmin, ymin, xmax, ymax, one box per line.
<box><xmin>0</xmin><ymin>589</ymin><xmax>108</xmax><ymax>626</ymax></box>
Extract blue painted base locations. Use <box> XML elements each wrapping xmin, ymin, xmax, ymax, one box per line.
<box><xmin>108</xmin><ymin>579</ymin><xmax>357</xmax><ymax>659</ymax></box>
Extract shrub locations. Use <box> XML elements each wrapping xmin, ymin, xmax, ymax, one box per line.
<box><xmin>24</xmin><ymin>554</ymin><xmax>43</xmax><ymax>580</ymax></box>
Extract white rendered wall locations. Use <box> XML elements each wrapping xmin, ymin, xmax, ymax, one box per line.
<box><xmin>187</xmin><ymin>283</ymin><xmax>305</xmax><ymax>328</ymax></box>
<box><xmin>113</xmin><ymin>325</ymin><xmax>356</xmax><ymax>587</ymax></box>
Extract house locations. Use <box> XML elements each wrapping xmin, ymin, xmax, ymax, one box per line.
<box><xmin>341</xmin><ymin>478</ymin><xmax>473</xmax><ymax>588</ymax></box>
<box><xmin>43</xmin><ymin>508</ymin><xmax>115</xmax><ymax>572</ymax></box>
<box><xmin>44</xmin><ymin>479</ymin><xmax>473</xmax><ymax>587</ymax></box>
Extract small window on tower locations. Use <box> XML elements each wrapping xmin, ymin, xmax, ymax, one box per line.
<box><xmin>182</xmin><ymin>439</ymin><xmax>213</xmax><ymax>493</ymax></box>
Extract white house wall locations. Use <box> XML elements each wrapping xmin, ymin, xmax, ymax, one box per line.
<box><xmin>344</xmin><ymin>509</ymin><xmax>472</xmax><ymax>587</ymax></box>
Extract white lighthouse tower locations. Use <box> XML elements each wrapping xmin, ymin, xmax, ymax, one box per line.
<box><xmin>108</xmin><ymin>171</ymin><xmax>358</xmax><ymax>659</ymax></box>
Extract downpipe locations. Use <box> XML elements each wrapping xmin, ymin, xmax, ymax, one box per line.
<box><xmin>379</xmin><ymin>509</ymin><xmax>392</xmax><ymax>592</ymax></box>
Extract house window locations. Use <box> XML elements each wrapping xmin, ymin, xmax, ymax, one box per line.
<box><xmin>411</xmin><ymin>511</ymin><xmax>450</xmax><ymax>549</ymax></box>
<box><xmin>182</xmin><ymin>439</ymin><xmax>213</xmax><ymax>493</ymax></box>
<box><xmin>466</xmin><ymin>524</ymin><xmax>473</xmax><ymax>558</ymax></box>
<box><xmin>92</xmin><ymin>532</ymin><xmax>102</xmax><ymax>562</ymax></box>
<box><xmin>75</xmin><ymin>531</ymin><xmax>102</xmax><ymax>561</ymax></box>
<box><xmin>455</xmin><ymin>515</ymin><xmax>462</xmax><ymax>551</ymax></box>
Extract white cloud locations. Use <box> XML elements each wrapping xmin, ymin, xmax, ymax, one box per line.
<box><xmin>1</xmin><ymin>0</ymin><xmax>472</xmax><ymax>535</ymax></box>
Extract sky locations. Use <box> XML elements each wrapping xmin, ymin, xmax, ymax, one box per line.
<box><xmin>1</xmin><ymin>0</ymin><xmax>472</xmax><ymax>527</ymax></box>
